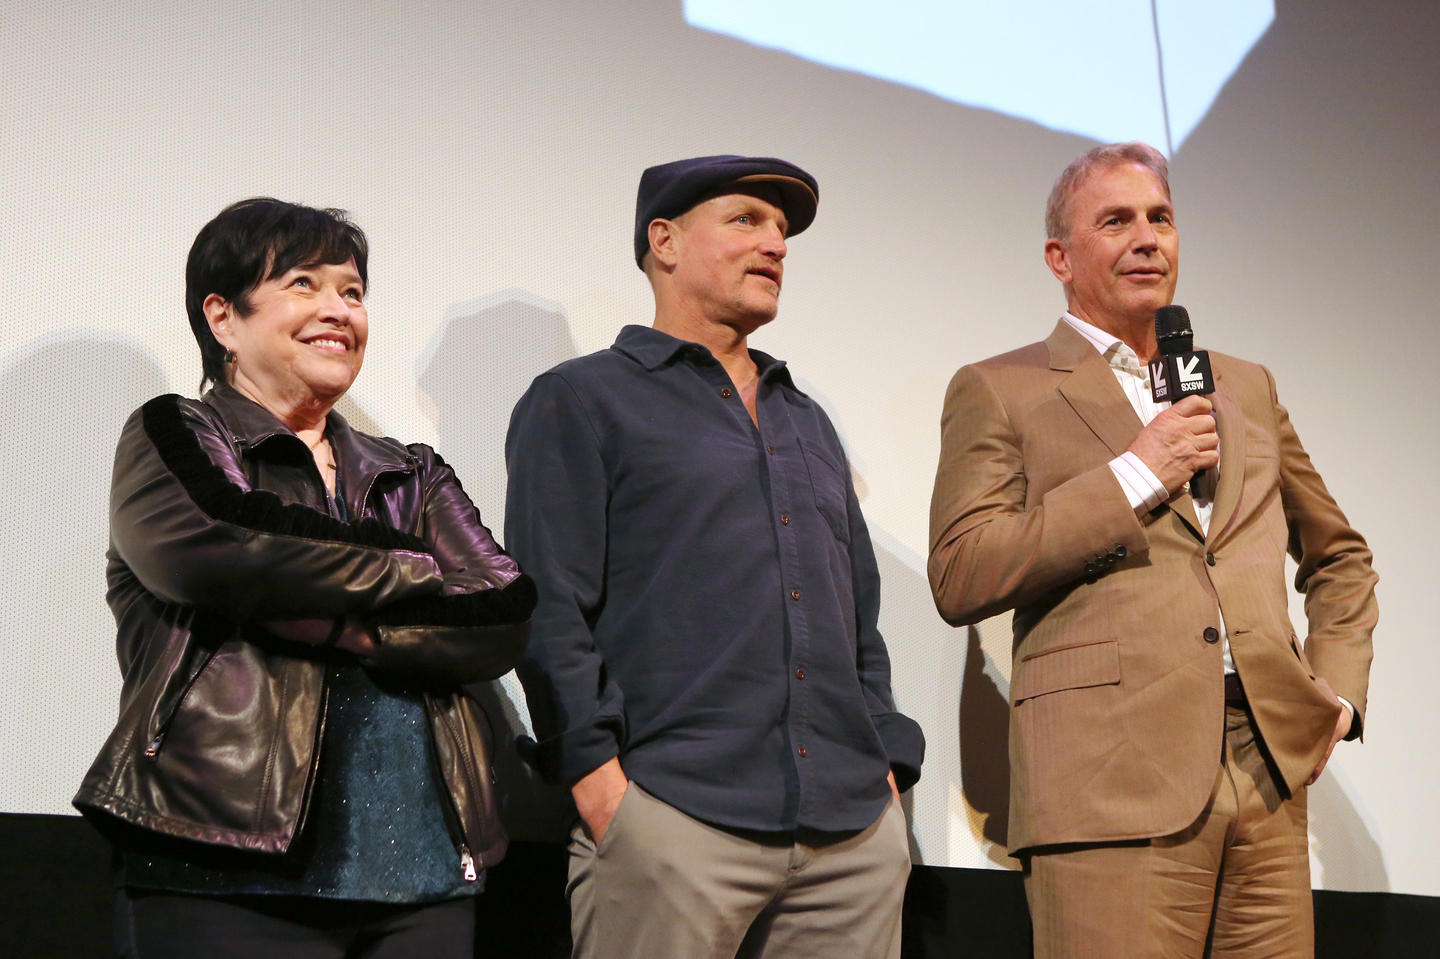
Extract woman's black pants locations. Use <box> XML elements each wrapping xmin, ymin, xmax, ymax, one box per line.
<box><xmin>114</xmin><ymin>889</ymin><xmax>475</xmax><ymax>959</ymax></box>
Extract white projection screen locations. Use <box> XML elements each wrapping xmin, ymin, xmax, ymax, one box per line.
<box><xmin>3</xmin><ymin>0</ymin><xmax>1436</xmax><ymax>898</ymax></box>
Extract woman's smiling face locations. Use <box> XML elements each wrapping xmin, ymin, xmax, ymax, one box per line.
<box><xmin>208</xmin><ymin>257</ymin><xmax>368</xmax><ymax>413</ymax></box>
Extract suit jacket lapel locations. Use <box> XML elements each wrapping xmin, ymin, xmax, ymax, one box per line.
<box><xmin>1050</xmin><ymin>321</ymin><xmax>1143</xmax><ymax>457</ymax></box>
<box><xmin>1048</xmin><ymin>321</ymin><xmax>1205</xmax><ymax>539</ymax></box>
<box><xmin>1206</xmin><ymin>364</ymin><xmax>1246</xmax><ymax>546</ymax></box>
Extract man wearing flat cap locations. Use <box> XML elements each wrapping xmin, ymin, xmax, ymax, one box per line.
<box><xmin>506</xmin><ymin>155</ymin><xmax>924</xmax><ymax>958</ymax></box>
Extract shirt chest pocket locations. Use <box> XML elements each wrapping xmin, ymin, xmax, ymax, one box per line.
<box><xmin>799</xmin><ymin>438</ymin><xmax>851</xmax><ymax>546</ymax></box>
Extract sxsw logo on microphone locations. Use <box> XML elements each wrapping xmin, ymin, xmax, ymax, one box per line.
<box><xmin>1177</xmin><ymin>355</ymin><xmax>1207</xmax><ymax>387</ymax></box>
<box><xmin>1150</xmin><ymin>350</ymin><xmax>1215</xmax><ymax>402</ymax></box>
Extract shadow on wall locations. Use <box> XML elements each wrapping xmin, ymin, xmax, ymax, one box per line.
<box><xmin>0</xmin><ymin>333</ymin><xmax>169</xmax><ymax>813</ymax></box>
<box><xmin>959</xmin><ymin>625</ymin><xmax>1011</xmax><ymax>857</ymax></box>
<box><xmin>416</xmin><ymin>290</ymin><xmax>581</xmax><ymax>843</ymax></box>
<box><xmin>871</xmin><ymin>542</ymin><xmax>1012</xmax><ymax>867</ymax></box>
<box><xmin>1310</xmin><ymin>769</ymin><xmax>1390</xmax><ymax>893</ymax></box>
<box><xmin>333</xmin><ymin>393</ymin><xmax>382</xmax><ymax>436</ymax></box>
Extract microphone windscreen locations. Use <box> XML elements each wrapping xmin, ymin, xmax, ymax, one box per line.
<box><xmin>1155</xmin><ymin>305</ymin><xmax>1193</xmax><ymax>355</ymax></box>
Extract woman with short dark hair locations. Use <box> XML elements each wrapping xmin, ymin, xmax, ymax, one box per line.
<box><xmin>75</xmin><ymin>198</ymin><xmax>534</xmax><ymax>958</ymax></box>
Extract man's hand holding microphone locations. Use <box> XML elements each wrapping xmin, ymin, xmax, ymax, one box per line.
<box><xmin>1128</xmin><ymin>395</ymin><xmax>1219</xmax><ymax>495</ymax></box>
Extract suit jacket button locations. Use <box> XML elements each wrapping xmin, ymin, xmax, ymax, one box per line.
<box><xmin>1204</xmin><ymin>626</ymin><xmax>1220</xmax><ymax>644</ymax></box>
<box><xmin>1206</xmin><ymin>552</ymin><xmax>1216</xmax><ymax>566</ymax></box>
<box><xmin>1115</xmin><ymin>545</ymin><xmax>1127</xmax><ymax>559</ymax></box>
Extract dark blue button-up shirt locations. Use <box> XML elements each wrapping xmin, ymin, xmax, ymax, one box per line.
<box><xmin>505</xmin><ymin>325</ymin><xmax>923</xmax><ymax>833</ymax></box>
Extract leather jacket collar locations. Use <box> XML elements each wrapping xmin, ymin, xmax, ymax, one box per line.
<box><xmin>203</xmin><ymin>384</ymin><xmax>416</xmax><ymax>515</ymax></box>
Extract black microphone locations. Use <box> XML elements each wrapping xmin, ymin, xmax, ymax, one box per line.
<box><xmin>1148</xmin><ymin>305</ymin><xmax>1214</xmax><ymax>402</ymax></box>
<box><xmin>1148</xmin><ymin>304</ymin><xmax>1216</xmax><ymax>500</ymax></box>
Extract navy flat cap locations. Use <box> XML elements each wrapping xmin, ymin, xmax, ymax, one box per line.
<box><xmin>634</xmin><ymin>155</ymin><xmax>819</xmax><ymax>268</ymax></box>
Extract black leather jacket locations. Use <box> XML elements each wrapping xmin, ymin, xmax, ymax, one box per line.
<box><xmin>74</xmin><ymin>386</ymin><xmax>535</xmax><ymax>872</ymax></box>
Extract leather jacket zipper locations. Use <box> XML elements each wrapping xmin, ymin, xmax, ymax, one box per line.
<box><xmin>290</xmin><ymin>663</ymin><xmax>332</xmax><ymax>841</ymax></box>
<box><xmin>144</xmin><ymin>644</ymin><xmax>220</xmax><ymax>758</ymax></box>
<box><xmin>355</xmin><ymin>460</ymin><xmax>416</xmax><ymax>528</ymax></box>
<box><xmin>424</xmin><ymin>694</ymin><xmax>483</xmax><ymax>882</ymax></box>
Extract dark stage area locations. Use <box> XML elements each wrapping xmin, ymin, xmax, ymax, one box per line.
<box><xmin>3</xmin><ymin>813</ymin><xmax>1436</xmax><ymax>957</ymax></box>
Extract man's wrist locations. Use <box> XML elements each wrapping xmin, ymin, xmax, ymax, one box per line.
<box><xmin>571</xmin><ymin>757</ymin><xmax>626</xmax><ymax>800</ymax></box>
<box><xmin>1337</xmin><ymin>696</ymin><xmax>1356</xmax><ymax>738</ymax></box>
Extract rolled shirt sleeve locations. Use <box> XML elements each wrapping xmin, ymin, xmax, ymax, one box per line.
<box><xmin>844</xmin><ymin>440</ymin><xmax>926</xmax><ymax>791</ymax></box>
<box><xmin>505</xmin><ymin>373</ymin><xmax>626</xmax><ymax>785</ymax></box>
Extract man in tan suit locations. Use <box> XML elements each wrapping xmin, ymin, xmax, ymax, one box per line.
<box><xmin>928</xmin><ymin>142</ymin><xmax>1377</xmax><ymax>957</ymax></box>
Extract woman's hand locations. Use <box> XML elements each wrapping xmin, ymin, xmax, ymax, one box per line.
<box><xmin>262</xmin><ymin>617</ymin><xmax>380</xmax><ymax>657</ymax></box>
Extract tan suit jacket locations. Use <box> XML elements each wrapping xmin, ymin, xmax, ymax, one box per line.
<box><xmin>929</xmin><ymin>320</ymin><xmax>1376</xmax><ymax>853</ymax></box>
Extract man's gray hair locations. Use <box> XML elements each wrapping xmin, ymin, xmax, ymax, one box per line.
<box><xmin>1044</xmin><ymin>142</ymin><xmax>1170</xmax><ymax>242</ymax></box>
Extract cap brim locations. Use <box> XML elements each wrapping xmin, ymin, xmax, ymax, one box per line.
<box><xmin>731</xmin><ymin>174</ymin><xmax>819</xmax><ymax>237</ymax></box>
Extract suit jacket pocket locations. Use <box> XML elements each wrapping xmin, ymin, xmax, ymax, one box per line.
<box><xmin>1012</xmin><ymin>640</ymin><xmax>1121</xmax><ymax>704</ymax></box>
<box><xmin>1289</xmin><ymin>633</ymin><xmax>1317</xmax><ymax>679</ymax></box>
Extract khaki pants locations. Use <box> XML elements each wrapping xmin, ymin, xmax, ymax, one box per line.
<box><xmin>568</xmin><ymin>782</ymin><xmax>910</xmax><ymax>959</ymax></box>
<box><xmin>1025</xmin><ymin>705</ymin><xmax>1313</xmax><ymax>959</ymax></box>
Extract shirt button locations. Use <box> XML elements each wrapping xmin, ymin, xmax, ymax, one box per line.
<box><xmin>1203</xmin><ymin>627</ymin><xmax>1220</xmax><ymax>644</ymax></box>
<box><xmin>1206</xmin><ymin>552</ymin><xmax>1216</xmax><ymax>567</ymax></box>
<box><xmin>780</xmin><ymin>514</ymin><xmax>790</xmax><ymax>525</ymax></box>
<box><xmin>796</xmin><ymin>668</ymin><xmax>806</xmax><ymax>680</ymax></box>
<box><xmin>720</xmin><ymin>387</ymin><xmax>733</xmax><ymax>398</ymax></box>
<box><xmin>797</xmin><ymin>746</ymin><xmax>808</xmax><ymax>758</ymax></box>
<box><xmin>791</xmin><ymin>589</ymin><xmax>801</xmax><ymax>601</ymax></box>
<box><xmin>1115</xmin><ymin>545</ymin><xmax>1127</xmax><ymax>559</ymax></box>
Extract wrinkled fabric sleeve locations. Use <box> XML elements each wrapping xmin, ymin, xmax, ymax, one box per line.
<box><xmin>111</xmin><ymin>395</ymin><xmax>444</xmax><ymax>623</ymax></box>
<box><xmin>366</xmin><ymin>446</ymin><xmax>536</xmax><ymax>683</ymax></box>
<box><xmin>1270</xmin><ymin>367</ymin><xmax>1377</xmax><ymax>739</ymax></box>
<box><xmin>505</xmin><ymin>372</ymin><xmax>626</xmax><ymax>785</ymax></box>
<box><xmin>841</xmin><ymin>436</ymin><xmax>925</xmax><ymax>792</ymax></box>
<box><xmin>928</xmin><ymin>364</ymin><xmax>1149</xmax><ymax>626</ymax></box>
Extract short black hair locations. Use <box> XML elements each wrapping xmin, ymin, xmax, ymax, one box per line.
<box><xmin>185</xmin><ymin>198</ymin><xmax>369</xmax><ymax>390</ymax></box>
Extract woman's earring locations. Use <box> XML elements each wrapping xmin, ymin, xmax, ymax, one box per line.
<box><xmin>224</xmin><ymin>350</ymin><xmax>236</xmax><ymax>364</ymax></box>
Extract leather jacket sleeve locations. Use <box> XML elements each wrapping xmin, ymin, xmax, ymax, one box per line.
<box><xmin>365</xmin><ymin>446</ymin><xmax>535</xmax><ymax>683</ymax></box>
<box><xmin>111</xmin><ymin>395</ymin><xmax>445</xmax><ymax>622</ymax></box>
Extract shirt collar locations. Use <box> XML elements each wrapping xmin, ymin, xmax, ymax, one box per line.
<box><xmin>611</xmin><ymin>324</ymin><xmax>691</xmax><ymax>370</ymax></box>
<box><xmin>611</xmin><ymin>324</ymin><xmax>796</xmax><ymax>387</ymax></box>
<box><xmin>1060</xmin><ymin>312</ymin><xmax>1145</xmax><ymax>376</ymax></box>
